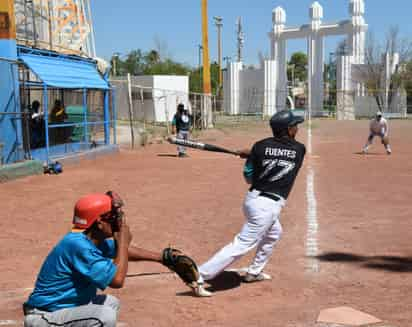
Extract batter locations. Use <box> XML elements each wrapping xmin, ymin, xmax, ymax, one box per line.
<box><xmin>193</xmin><ymin>109</ymin><xmax>306</xmax><ymax>297</ymax></box>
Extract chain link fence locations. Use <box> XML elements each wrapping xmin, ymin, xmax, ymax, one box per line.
<box><xmin>111</xmin><ymin>78</ymin><xmax>216</xmax><ymax>146</ymax></box>
<box><xmin>219</xmin><ymin>87</ymin><xmax>410</xmax><ymax>122</ymax></box>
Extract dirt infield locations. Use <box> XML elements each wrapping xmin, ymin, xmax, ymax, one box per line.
<box><xmin>1</xmin><ymin>119</ymin><xmax>411</xmax><ymax>326</ymax></box>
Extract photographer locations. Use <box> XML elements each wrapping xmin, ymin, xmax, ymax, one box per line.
<box><xmin>23</xmin><ymin>192</ymin><xmax>164</xmax><ymax>327</ymax></box>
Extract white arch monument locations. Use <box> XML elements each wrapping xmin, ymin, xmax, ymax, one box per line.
<box><xmin>224</xmin><ymin>0</ymin><xmax>367</xmax><ymax>120</ymax></box>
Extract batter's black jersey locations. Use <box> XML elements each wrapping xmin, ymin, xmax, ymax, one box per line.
<box><xmin>245</xmin><ymin>137</ymin><xmax>306</xmax><ymax>199</ymax></box>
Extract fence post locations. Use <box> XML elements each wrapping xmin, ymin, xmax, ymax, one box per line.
<box><xmin>112</xmin><ymin>87</ymin><xmax>117</xmax><ymax>145</ymax></box>
<box><xmin>164</xmin><ymin>90</ymin><xmax>170</xmax><ymax>135</ymax></box>
<box><xmin>43</xmin><ymin>84</ymin><xmax>50</xmax><ymax>163</ymax></box>
<box><xmin>83</xmin><ymin>88</ymin><xmax>88</xmax><ymax>148</ymax></box>
<box><xmin>104</xmin><ymin>90</ymin><xmax>110</xmax><ymax>144</ymax></box>
<box><xmin>127</xmin><ymin>73</ymin><xmax>135</xmax><ymax>149</ymax></box>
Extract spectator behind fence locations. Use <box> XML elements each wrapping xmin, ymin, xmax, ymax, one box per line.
<box><xmin>50</xmin><ymin>100</ymin><xmax>68</xmax><ymax>124</ymax></box>
<box><xmin>30</xmin><ymin>100</ymin><xmax>45</xmax><ymax>149</ymax></box>
<box><xmin>49</xmin><ymin>100</ymin><xmax>71</xmax><ymax>144</ymax></box>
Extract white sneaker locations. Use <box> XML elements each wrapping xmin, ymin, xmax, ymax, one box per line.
<box><xmin>387</xmin><ymin>148</ymin><xmax>392</xmax><ymax>155</ymax></box>
<box><xmin>192</xmin><ymin>284</ymin><xmax>213</xmax><ymax>297</ymax></box>
<box><xmin>243</xmin><ymin>272</ymin><xmax>272</xmax><ymax>283</ymax></box>
<box><xmin>362</xmin><ymin>148</ymin><xmax>368</xmax><ymax>154</ymax></box>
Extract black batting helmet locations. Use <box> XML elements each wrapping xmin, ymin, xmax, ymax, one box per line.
<box><xmin>270</xmin><ymin>110</ymin><xmax>304</xmax><ymax>136</ymax></box>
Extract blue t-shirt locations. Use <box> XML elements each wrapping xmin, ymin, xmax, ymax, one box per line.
<box><xmin>25</xmin><ymin>232</ymin><xmax>117</xmax><ymax>312</ymax></box>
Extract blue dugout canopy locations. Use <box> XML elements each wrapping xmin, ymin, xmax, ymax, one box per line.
<box><xmin>19</xmin><ymin>53</ymin><xmax>109</xmax><ymax>90</ymax></box>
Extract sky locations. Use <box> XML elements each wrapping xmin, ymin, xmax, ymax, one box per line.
<box><xmin>92</xmin><ymin>0</ymin><xmax>412</xmax><ymax>67</ymax></box>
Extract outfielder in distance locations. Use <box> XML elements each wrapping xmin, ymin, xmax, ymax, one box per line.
<box><xmin>193</xmin><ymin>109</ymin><xmax>306</xmax><ymax>297</ymax></box>
<box><xmin>362</xmin><ymin>111</ymin><xmax>392</xmax><ymax>155</ymax></box>
<box><xmin>23</xmin><ymin>192</ymin><xmax>200</xmax><ymax>326</ymax></box>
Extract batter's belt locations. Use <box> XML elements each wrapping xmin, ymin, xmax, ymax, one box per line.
<box><xmin>250</xmin><ymin>188</ymin><xmax>283</xmax><ymax>202</ymax></box>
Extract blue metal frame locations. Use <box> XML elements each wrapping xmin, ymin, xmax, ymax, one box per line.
<box><xmin>83</xmin><ymin>88</ymin><xmax>88</xmax><ymax>146</ymax></box>
<box><xmin>43</xmin><ymin>84</ymin><xmax>50</xmax><ymax>162</ymax></box>
<box><xmin>104</xmin><ymin>90</ymin><xmax>110</xmax><ymax>144</ymax></box>
<box><xmin>16</xmin><ymin>46</ymin><xmax>116</xmax><ymax>164</ymax></box>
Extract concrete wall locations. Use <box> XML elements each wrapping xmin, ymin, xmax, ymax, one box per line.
<box><xmin>239</xmin><ymin>68</ymin><xmax>265</xmax><ymax>114</ymax></box>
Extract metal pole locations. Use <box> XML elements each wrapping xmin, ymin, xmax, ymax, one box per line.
<box><xmin>103</xmin><ymin>90</ymin><xmax>110</xmax><ymax>144</ymax></box>
<box><xmin>43</xmin><ymin>84</ymin><xmax>50</xmax><ymax>163</ymax></box>
<box><xmin>198</xmin><ymin>45</ymin><xmax>202</xmax><ymax>91</ymax></box>
<box><xmin>127</xmin><ymin>73</ymin><xmax>135</xmax><ymax>149</ymax></box>
<box><xmin>47</xmin><ymin>0</ymin><xmax>53</xmax><ymax>51</ymax></box>
<box><xmin>213</xmin><ymin>16</ymin><xmax>223</xmax><ymax>94</ymax></box>
<box><xmin>83</xmin><ymin>88</ymin><xmax>88</xmax><ymax>148</ymax></box>
<box><xmin>201</xmin><ymin>0</ymin><xmax>211</xmax><ymax>95</ymax></box>
<box><xmin>112</xmin><ymin>88</ymin><xmax>117</xmax><ymax>145</ymax></box>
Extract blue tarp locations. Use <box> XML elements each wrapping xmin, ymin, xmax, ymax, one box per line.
<box><xmin>19</xmin><ymin>53</ymin><xmax>109</xmax><ymax>90</ymax></box>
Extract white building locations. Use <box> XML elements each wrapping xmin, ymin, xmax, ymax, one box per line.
<box><xmin>113</xmin><ymin>75</ymin><xmax>189</xmax><ymax>123</ymax></box>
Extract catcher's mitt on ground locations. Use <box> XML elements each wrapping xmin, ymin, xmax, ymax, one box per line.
<box><xmin>162</xmin><ymin>247</ymin><xmax>200</xmax><ymax>288</ymax></box>
<box><xmin>381</xmin><ymin>135</ymin><xmax>389</xmax><ymax>146</ymax></box>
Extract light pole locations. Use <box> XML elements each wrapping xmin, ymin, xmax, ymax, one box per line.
<box><xmin>213</xmin><ymin>16</ymin><xmax>223</xmax><ymax>95</ymax></box>
<box><xmin>223</xmin><ymin>56</ymin><xmax>231</xmax><ymax>67</ymax></box>
<box><xmin>198</xmin><ymin>44</ymin><xmax>203</xmax><ymax>91</ymax></box>
<box><xmin>201</xmin><ymin>0</ymin><xmax>211</xmax><ymax>95</ymax></box>
<box><xmin>112</xmin><ymin>52</ymin><xmax>121</xmax><ymax>77</ymax></box>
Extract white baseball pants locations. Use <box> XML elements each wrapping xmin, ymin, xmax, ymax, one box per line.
<box><xmin>24</xmin><ymin>294</ymin><xmax>120</xmax><ymax>327</ymax></box>
<box><xmin>198</xmin><ymin>190</ymin><xmax>285</xmax><ymax>282</ymax></box>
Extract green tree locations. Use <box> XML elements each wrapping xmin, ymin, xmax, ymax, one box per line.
<box><xmin>355</xmin><ymin>28</ymin><xmax>412</xmax><ymax>111</ymax></box>
<box><xmin>123</xmin><ymin>49</ymin><xmax>145</xmax><ymax>75</ymax></box>
<box><xmin>288</xmin><ymin>52</ymin><xmax>308</xmax><ymax>82</ymax></box>
<box><xmin>110</xmin><ymin>49</ymin><xmax>221</xmax><ymax>95</ymax></box>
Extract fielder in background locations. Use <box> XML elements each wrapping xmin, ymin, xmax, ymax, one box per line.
<box><xmin>171</xmin><ymin>103</ymin><xmax>193</xmax><ymax>158</ymax></box>
<box><xmin>192</xmin><ymin>109</ymin><xmax>306</xmax><ymax>297</ymax></box>
<box><xmin>23</xmin><ymin>192</ymin><xmax>198</xmax><ymax>326</ymax></box>
<box><xmin>362</xmin><ymin>111</ymin><xmax>392</xmax><ymax>155</ymax></box>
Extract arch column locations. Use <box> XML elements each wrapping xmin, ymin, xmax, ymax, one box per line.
<box><xmin>269</xmin><ymin>7</ymin><xmax>287</xmax><ymax>115</ymax></box>
<box><xmin>307</xmin><ymin>2</ymin><xmax>324</xmax><ymax>117</ymax></box>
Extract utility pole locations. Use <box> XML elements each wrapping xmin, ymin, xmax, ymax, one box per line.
<box><xmin>213</xmin><ymin>16</ymin><xmax>223</xmax><ymax>95</ymax></box>
<box><xmin>112</xmin><ymin>52</ymin><xmax>120</xmax><ymax>77</ymax></box>
<box><xmin>201</xmin><ymin>0</ymin><xmax>213</xmax><ymax>128</ymax></box>
<box><xmin>236</xmin><ymin>17</ymin><xmax>244</xmax><ymax>62</ymax></box>
<box><xmin>198</xmin><ymin>44</ymin><xmax>203</xmax><ymax>91</ymax></box>
<box><xmin>201</xmin><ymin>0</ymin><xmax>211</xmax><ymax>95</ymax></box>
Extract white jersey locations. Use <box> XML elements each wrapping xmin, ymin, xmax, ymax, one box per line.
<box><xmin>370</xmin><ymin>117</ymin><xmax>388</xmax><ymax>136</ymax></box>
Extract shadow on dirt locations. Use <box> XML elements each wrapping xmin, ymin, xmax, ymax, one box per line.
<box><xmin>126</xmin><ymin>272</ymin><xmax>174</xmax><ymax>278</ymax></box>
<box><xmin>315</xmin><ymin>252</ymin><xmax>412</xmax><ymax>272</ymax></box>
<box><xmin>353</xmin><ymin>151</ymin><xmax>385</xmax><ymax>156</ymax></box>
<box><xmin>157</xmin><ymin>154</ymin><xmax>179</xmax><ymax>158</ymax></box>
<box><xmin>206</xmin><ymin>271</ymin><xmax>242</xmax><ymax>292</ymax></box>
<box><xmin>175</xmin><ymin>271</ymin><xmax>242</xmax><ymax>297</ymax></box>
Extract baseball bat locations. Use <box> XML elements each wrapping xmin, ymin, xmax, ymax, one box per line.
<box><xmin>167</xmin><ymin>136</ymin><xmax>239</xmax><ymax>156</ymax></box>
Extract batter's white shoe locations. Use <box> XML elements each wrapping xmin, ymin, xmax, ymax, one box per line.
<box><xmin>192</xmin><ymin>284</ymin><xmax>213</xmax><ymax>297</ymax></box>
<box><xmin>243</xmin><ymin>272</ymin><xmax>272</xmax><ymax>283</ymax></box>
